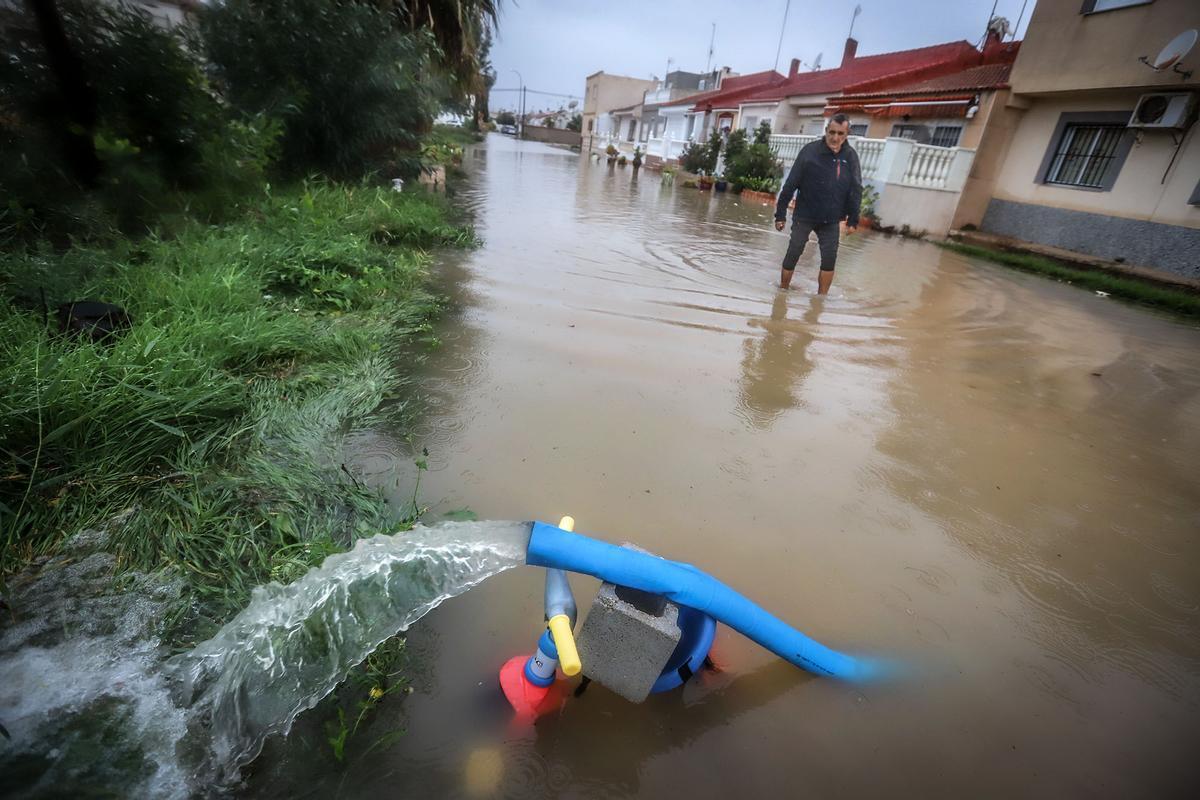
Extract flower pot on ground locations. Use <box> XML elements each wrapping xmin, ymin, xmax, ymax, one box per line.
<box><xmin>617</xmin><ymin>155</ymin><xmax>628</xmax><ymax>166</ymax></box>
<box><xmin>632</xmin><ymin>146</ymin><xmax>643</xmax><ymax>169</ymax></box>
<box><xmin>697</xmin><ymin>176</ymin><xmax>713</xmax><ymax>190</ymax></box>
<box><xmin>714</xmin><ymin>179</ymin><xmax>728</xmax><ymax>192</ymax></box>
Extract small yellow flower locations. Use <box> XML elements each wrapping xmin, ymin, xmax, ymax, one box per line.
<box><xmin>368</xmin><ymin>686</ymin><xmax>384</xmax><ymax>701</ymax></box>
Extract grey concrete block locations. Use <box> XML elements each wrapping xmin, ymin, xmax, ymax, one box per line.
<box><xmin>576</xmin><ymin>546</ymin><xmax>682</xmax><ymax>703</ymax></box>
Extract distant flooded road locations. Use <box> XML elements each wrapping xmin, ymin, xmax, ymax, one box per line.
<box><xmin>255</xmin><ymin>134</ymin><xmax>1200</xmax><ymax>798</ymax></box>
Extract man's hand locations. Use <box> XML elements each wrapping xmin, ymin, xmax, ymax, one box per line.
<box><xmin>845</xmin><ymin>224</ymin><xmax>858</xmax><ymax>235</ymax></box>
<box><xmin>774</xmin><ymin>219</ymin><xmax>785</xmax><ymax>232</ymax></box>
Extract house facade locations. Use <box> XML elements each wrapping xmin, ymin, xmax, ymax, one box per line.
<box><xmin>825</xmin><ymin>32</ymin><xmax>1021</xmax><ymax>149</ymax></box>
<box><xmin>582</xmin><ymin>72</ymin><xmax>658</xmax><ymax>153</ymax></box>
<box><xmin>736</xmin><ymin>38</ymin><xmax>984</xmax><ymax>137</ymax></box>
<box><xmin>977</xmin><ymin>0</ymin><xmax>1200</xmax><ymax>278</ymax></box>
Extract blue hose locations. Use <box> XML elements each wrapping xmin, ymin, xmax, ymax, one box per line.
<box><xmin>526</xmin><ymin>521</ymin><xmax>881</xmax><ymax>681</ymax></box>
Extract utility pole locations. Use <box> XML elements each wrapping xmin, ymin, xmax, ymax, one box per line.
<box><xmin>848</xmin><ymin>4</ymin><xmax>862</xmax><ymax>41</ymax></box>
<box><xmin>510</xmin><ymin>69</ymin><xmax>524</xmax><ymax>138</ymax></box>
<box><xmin>774</xmin><ymin>0</ymin><xmax>791</xmax><ymax>73</ymax></box>
<box><xmin>704</xmin><ymin>23</ymin><xmax>715</xmax><ymax>76</ymax></box>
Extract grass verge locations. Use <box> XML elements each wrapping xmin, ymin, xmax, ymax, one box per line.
<box><xmin>0</xmin><ymin>180</ymin><xmax>474</xmax><ymax>644</ymax></box>
<box><xmin>938</xmin><ymin>241</ymin><xmax>1200</xmax><ymax>318</ymax></box>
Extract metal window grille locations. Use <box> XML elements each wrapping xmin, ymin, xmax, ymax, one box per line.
<box><xmin>849</xmin><ymin>124</ymin><xmax>868</xmax><ymax>137</ymax></box>
<box><xmin>1046</xmin><ymin>124</ymin><xmax>1124</xmax><ymax>188</ymax></box>
<box><xmin>931</xmin><ymin>125</ymin><xmax>962</xmax><ymax>148</ymax></box>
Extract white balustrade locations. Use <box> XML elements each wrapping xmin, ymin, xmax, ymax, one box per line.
<box><xmin>851</xmin><ymin>137</ymin><xmax>886</xmax><ymax>180</ymax></box>
<box><xmin>901</xmin><ymin>143</ymin><xmax>957</xmax><ymax>188</ymax></box>
<box><xmin>768</xmin><ymin>134</ymin><xmax>818</xmax><ymax>164</ymax></box>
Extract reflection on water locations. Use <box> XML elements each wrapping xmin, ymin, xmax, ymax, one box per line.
<box><xmin>250</xmin><ymin>134</ymin><xmax>1200</xmax><ymax>798</ymax></box>
<box><xmin>738</xmin><ymin>292</ymin><xmax>821</xmax><ymax>428</ymax></box>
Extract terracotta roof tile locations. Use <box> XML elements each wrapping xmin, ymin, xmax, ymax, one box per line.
<box><xmin>738</xmin><ymin>40</ymin><xmax>981</xmax><ymax>103</ymax></box>
<box><xmin>835</xmin><ymin>63</ymin><xmax>1014</xmax><ymax>99</ymax></box>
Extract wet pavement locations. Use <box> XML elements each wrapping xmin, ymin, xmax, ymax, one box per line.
<box><xmin>252</xmin><ymin>134</ymin><xmax>1200</xmax><ymax>798</ymax></box>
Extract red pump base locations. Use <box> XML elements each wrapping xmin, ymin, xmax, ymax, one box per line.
<box><xmin>499</xmin><ymin>655</ymin><xmax>563</xmax><ymax>721</ymax></box>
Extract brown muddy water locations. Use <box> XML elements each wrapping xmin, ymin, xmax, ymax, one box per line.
<box><xmin>249</xmin><ymin>135</ymin><xmax>1200</xmax><ymax>798</ymax></box>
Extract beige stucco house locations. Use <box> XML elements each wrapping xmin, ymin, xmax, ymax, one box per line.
<box><xmin>973</xmin><ymin>0</ymin><xmax>1200</xmax><ymax>279</ymax></box>
<box><xmin>582</xmin><ymin>71</ymin><xmax>658</xmax><ymax>153</ymax></box>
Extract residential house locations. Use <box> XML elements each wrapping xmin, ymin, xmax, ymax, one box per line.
<box><xmin>974</xmin><ymin>0</ymin><xmax>1200</xmax><ymax>279</ymax></box>
<box><xmin>582</xmin><ymin>71</ymin><xmax>658</xmax><ymax>152</ymax></box>
<box><xmin>669</xmin><ymin>69</ymin><xmax>787</xmax><ymax>144</ymax></box>
<box><xmin>737</xmin><ymin>38</ymin><xmax>984</xmax><ymax>137</ymax></box>
<box><xmin>636</xmin><ymin>70</ymin><xmax>708</xmax><ymax>143</ymax></box>
<box><xmin>825</xmin><ymin>32</ymin><xmax>1021</xmax><ymax>148</ymax></box>
<box><xmin>526</xmin><ymin>109</ymin><xmax>573</xmax><ymax>129</ymax></box>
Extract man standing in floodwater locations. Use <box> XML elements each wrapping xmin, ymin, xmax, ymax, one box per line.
<box><xmin>773</xmin><ymin>113</ymin><xmax>862</xmax><ymax>294</ymax></box>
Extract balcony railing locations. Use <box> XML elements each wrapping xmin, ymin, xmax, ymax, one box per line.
<box><xmin>902</xmin><ymin>143</ymin><xmax>958</xmax><ymax>188</ymax></box>
<box><xmin>768</xmin><ymin>134</ymin><xmax>972</xmax><ymax>191</ymax></box>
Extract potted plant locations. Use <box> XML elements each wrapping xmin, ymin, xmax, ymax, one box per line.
<box><xmin>714</xmin><ymin>173</ymin><xmax>728</xmax><ymax>192</ymax></box>
<box><xmin>606</xmin><ymin>143</ymin><xmax>618</xmax><ymax>165</ymax></box>
<box><xmin>632</xmin><ymin>146</ymin><xmax>643</xmax><ymax>169</ymax></box>
<box><xmin>697</xmin><ymin>172</ymin><xmax>713</xmax><ymax>190</ymax></box>
<box><xmin>859</xmin><ymin>185</ymin><xmax>880</xmax><ymax>229</ymax></box>
<box><xmin>617</xmin><ymin>154</ymin><xmax>628</xmax><ymax>166</ymax></box>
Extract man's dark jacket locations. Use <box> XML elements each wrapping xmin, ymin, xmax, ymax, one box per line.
<box><xmin>774</xmin><ymin>139</ymin><xmax>862</xmax><ymax>227</ymax></box>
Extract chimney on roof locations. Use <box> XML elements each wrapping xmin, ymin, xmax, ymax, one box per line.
<box><xmin>842</xmin><ymin>37</ymin><xmax>858</xmax><ymax>66</ymax></box>
<box><xmin>789</xmin><ymin>58</ymin><xmax>800</xmax><ymax>78</ymax></box>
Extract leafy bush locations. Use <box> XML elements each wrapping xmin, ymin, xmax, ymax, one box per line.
<box><xmin>722</xmin><ymin>129</ymin><xmax>749</xmax><ymax>165</ymax></box>
<box><xmin>199</xmin><ymin>0</ymin><xmax>446</xmax><ymax>178</ymax></box>
<box><xmin>495</xmin><ymin>111</ymin><xmax>517</xmax><ymax>126</ymax></box>
<box><xmin>726</xmin><ymin>142</ymin><xmax>783</xmax><ymax>193</ymax></box>
<box><xmin>737</xmin><ymin>175</ymin><xmax>780</xmax><ymax>194</ymax></box>
<box><xmin>0</xmin><ymin>0</ymin><xmax>268</xmax><ymax>240</ymax></box>
<box><xmin>860</xmin><ymin>184</ymin><xmax>880</xmax><ymax>218</ymax></box>
<box><xmin>753</xmin><ymin>120</ymin><xmax>773</xmax><ymax>145</ymax></box>
<box><xmin>679</xmin><ymin>141</ymin><xmax>707</xmax><ymax>173</ymax></box>
<box><xmin>680</xmin><ymin>132</ymin><xmax>719</xmax><ymax>175</ymax></box>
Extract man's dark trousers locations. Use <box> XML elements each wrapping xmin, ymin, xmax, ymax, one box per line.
<box><xmin>782</xmin><ymin>218</ymin><xmax>840</xmax><ymax>272</ymax></box>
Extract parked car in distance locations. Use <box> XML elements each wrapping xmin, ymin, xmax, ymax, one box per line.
<box><xmin>500</xmin><ymin>125</ymin><xmax>518</xmax><ymax>135</ymax></box>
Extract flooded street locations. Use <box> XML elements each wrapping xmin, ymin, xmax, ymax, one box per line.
<box><xmin>255</xmin><ymin>135</ymin><xmax>1200</xmax><ymax>798</ymax></box>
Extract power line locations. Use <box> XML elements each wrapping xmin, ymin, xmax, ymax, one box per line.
<box><xmin>491</xmin><ymin>87</ymin><xmax>583</xmax><ymax>100</ymax></box>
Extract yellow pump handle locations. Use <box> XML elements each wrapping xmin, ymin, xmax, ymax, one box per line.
<box><xmin>548</xmin><ymin>515</ymin><xmax>582</xmax><ymax>676</ymax></box>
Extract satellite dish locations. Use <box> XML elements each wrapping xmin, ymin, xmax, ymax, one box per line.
<box><xmin>1142</xmin><ymin>29</ymin><xmax>1197</xmax><ymax>74</ymax></box>
<box><xmin>568</xmin><ymin>100</ymin><xmax>578</xmax><ymax>110</ymax></box>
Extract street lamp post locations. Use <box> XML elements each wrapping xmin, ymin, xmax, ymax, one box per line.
<box><xmin>510</xmin><ymin>69</ymin><xmax>524</xmax><ymax>139</ymax></box>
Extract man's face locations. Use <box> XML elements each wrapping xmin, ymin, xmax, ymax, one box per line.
<box><xmin>825</xmin><ymin>121</ymin><xmax>850</xmax><ymax>152</ymax></box>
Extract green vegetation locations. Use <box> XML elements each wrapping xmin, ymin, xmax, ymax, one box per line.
<box><xmin>860</xmin><ymin>185</ymin><xmax>880</xmax><ymax>219</ymax></box>
<box><xmin>939</xmin><ymin>242</ymin><xmax>1200</xmax><ymax>318</ymax></box>
<box><xmin>1</xmin><ymin>183</ymin><xmax>475</xmax><ymax>640</ymax></box>
<box><xmin>726</xmin><ymin>122</ymin><xmax>782</xmax><ymax>194</ymax></box>
<box><xmin>1</xmin><ymin>0</ymin><xmax>496</xmax><ymax>762</ymax></box>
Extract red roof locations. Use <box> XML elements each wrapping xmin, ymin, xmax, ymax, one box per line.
<box><xmin>836</xmin><ymin>63</ymin><xmax>1014</xmax><ymax>100</ymax></box>
<box><xmin>738</xmin><ymin>40</ymin><xmax>983</xmax><ymax>104</ymax></box>
<box><xmin>824</xmin><ymin>42</ymin><xmax>1019</xmax><ymax>118</ymax></box>
<box><xmin>656</xmin><ymin>70</ymin><xmax>785</xmax><ymax>112</ymax></box>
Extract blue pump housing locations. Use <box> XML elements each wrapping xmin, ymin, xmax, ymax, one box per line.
<box><xmin>526</xmin><ymin>521</ymin><xmax>881</xmax><ymax>681</ymax></box>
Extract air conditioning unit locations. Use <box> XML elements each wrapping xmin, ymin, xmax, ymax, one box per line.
<box><xmin>1128</xmin><ymin>92</ymin><xmax>1197</xmax><ymax>129</ymax></box>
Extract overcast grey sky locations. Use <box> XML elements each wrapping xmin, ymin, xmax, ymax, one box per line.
<box><xmin>489</xmin><ymin>0</ymin><xmax>1037</xmax><ymax>112</ymax></box>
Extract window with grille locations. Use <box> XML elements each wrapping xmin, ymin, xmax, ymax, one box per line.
<box><xmin>849</xmin><ymin>124</ymin><xmax>868</xmax><ymax>137</ymax></box>
<box><xmin>890</xmin><ymin>124</ymin><xmax>926</xmax><ymax>141</ymax></box>
<box><xmin>931</xmin><ymin>125</ymin><xmax>962</xmax><ymax>147</ymax></box>
<box><xmin>1045</xmin><ymin>124</ymin><xmax>1124</xmax><ymax>188</ymax></box>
